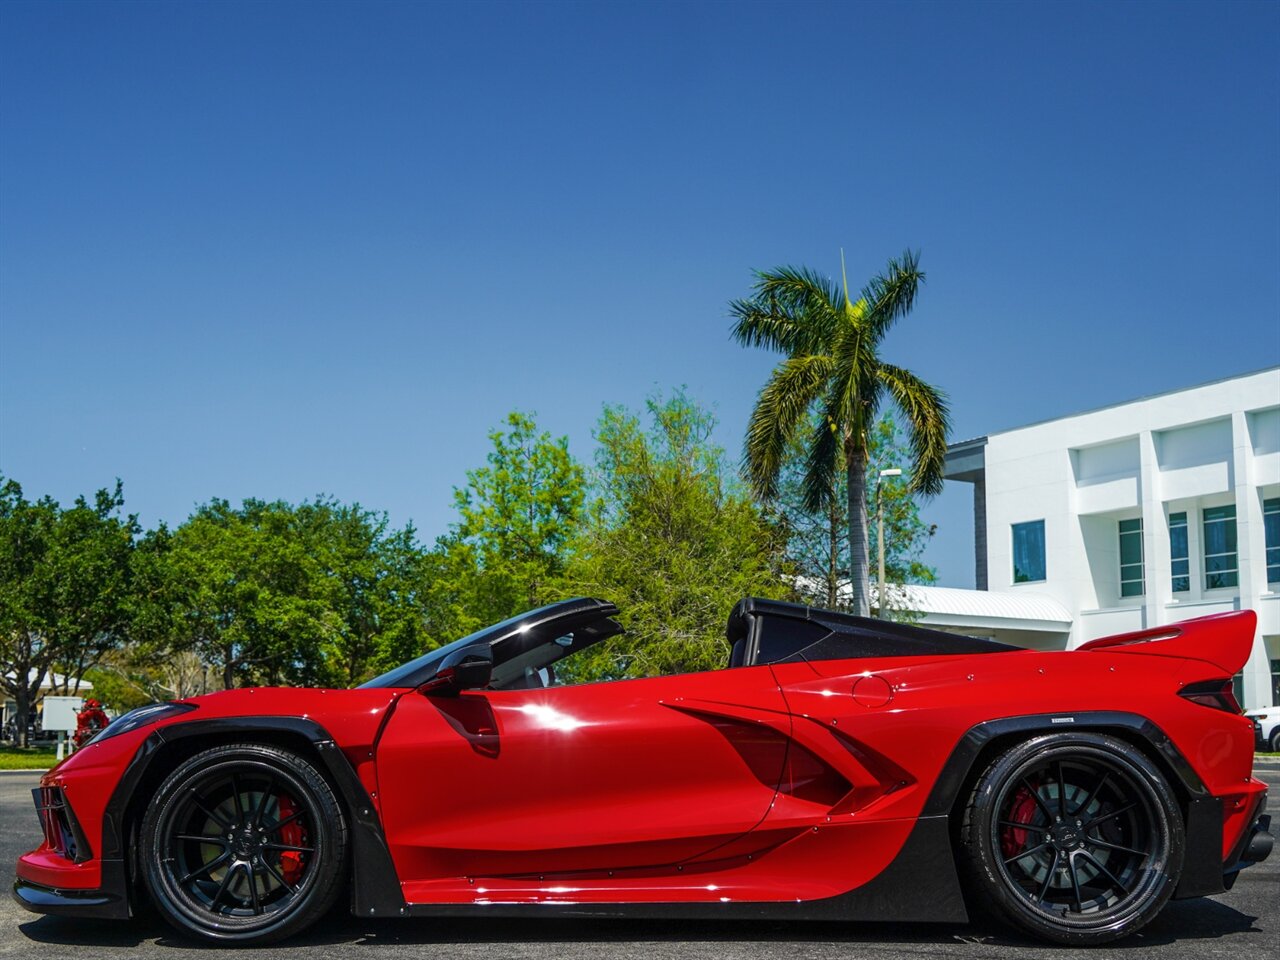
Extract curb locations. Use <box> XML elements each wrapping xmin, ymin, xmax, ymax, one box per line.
<box><xmin>0</xmin><ymin>768</ymin><xmax>50</xmax><ymax>775</ymax></box>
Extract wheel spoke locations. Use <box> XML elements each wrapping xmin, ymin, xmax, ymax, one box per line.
<box><xmin>247</xmin><ymin>861</ymin><xmax>262</xmax><ymax>914</ymax></box>
<box><xmin>1021</xmin><ymin>778</ymin><xmax>1054</xmax><ymax>820</ymax></box>
<box><xmin>266</xmin><ymin>810</ymin><xmax>304</xmax><ymax>834</ymax></box>
<box><xmin>1056</xmin><ymin>761</ymin><xmax>1068</xmax><ymax>818</ymax></box>
<box><xmin>177</xmin><ymin>833</ymin><xmax>228</xmax><ymax>845</ymax></box>
<box><xmin>1085</xmin><ymin>801</ymin><xmax>1137</xmax><ymax>831</ymax></box>
<box><xmin>178</xmin><ymin>850</ymin><xmax>230</xmax><ymax>885</ymax></box>
<box><xmin>261</xmin><ymin>855</ymin><xmax>298</xmax><ymax>894</ymax></box>
<box><xmin>1074</xmin><ymin>771</ymin><xmax>1109</xmax><ymax>818</ymax></box>
<box><xmin>192</xmin><ymin>793</ymin><xmax>231</xmax><ymax>830</ymax></box>
<box><xmin>1067</xmin><ymin>852</ymin><xmax>1084</xmax><ymax>913</ymax></box>
<box><xmin>999</xmin><ymin>819</ymin><xmax>1048</xmax><ymax>833</ymax></box>
<box><xmin>1080</xmin><ymin>849</ymin><xmax>1130</xmax><ymax>896</ymax></box>
<box><xmin>209</xmin><ymin>859</ymin><xmax>237</xmax><ymax>910</ymax></box>
<box><xmin>1035</xmin><ymin>848</ymin><xmax>1061</xmax><ymax>904</ymax></box>
<box><xmin>253</xmin><ymin>778</ymin><xmax>276</xmax><ymax>827</ymax></box>
<box><xmin>1003</xmin><ymin>840</ymin><xmax>1050</xmax><ymax>864</ymax></box>
<box><xmin>231</xmin><ymin>774</ymin><xmax>245</xmax><ymax>821</ymax></box>
<box><xmin>1086</xmin><ymin>835</ymin><xmax>1148</xmax><ymax>857</ymax></box>
<box><xmin>263</xmin><ymin>841</ymin><xmax>314</xmax><ymax>853</ymax></box>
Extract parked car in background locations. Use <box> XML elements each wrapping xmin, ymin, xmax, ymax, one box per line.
<box><xmin>1247</xmin><ymin>707</ymin><xmax>1280</xmax><ymax>752</ymax></box>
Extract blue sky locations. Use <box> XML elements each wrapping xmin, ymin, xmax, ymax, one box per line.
<box><xmin>2</xmin><ymin>0</ymin><xmax>1277</xmax><ymax>588</ymax></box>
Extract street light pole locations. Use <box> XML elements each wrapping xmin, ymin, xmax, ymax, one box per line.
<box><xmin>876</xmin><ymin>468</ymin><xmax>902</xmax><ymax>619</ymax></box>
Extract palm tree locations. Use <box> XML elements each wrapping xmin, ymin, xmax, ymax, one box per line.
<box><xmin>731</xmin><ymin>249</ymin><xmax>950</xmax><ymax>618</ymax></box>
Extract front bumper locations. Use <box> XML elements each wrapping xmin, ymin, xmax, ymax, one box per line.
<box><xmin>15</xmin><ymin>781</ymin><xmax>132</xmax><ymax>920</ymax></box>
<box><xmin>11</xmin><ymin>858</ymin><xmax>131</xmax><ymax>919</ymax></box>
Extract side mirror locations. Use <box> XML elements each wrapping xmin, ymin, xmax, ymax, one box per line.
<box><xmin>418</xmin><ymin>643</ymin><xmax>493</xmax><ymax>697</ymax></box>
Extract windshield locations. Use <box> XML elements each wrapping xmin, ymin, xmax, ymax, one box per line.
<box><xmin>357</xmin><ymin>604</ymin><xmax>566</xmax><ymax>689</ymax></box>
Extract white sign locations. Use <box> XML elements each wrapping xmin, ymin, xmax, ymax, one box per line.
<box><xmin>41</xmin><ymin>696</ymin><xmax>83</xmax><ymax>733</ymax></box>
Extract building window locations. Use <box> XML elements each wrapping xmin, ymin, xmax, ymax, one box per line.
<box><xmin>1265</xmin><ymin>497</ymin><xmax>1280</xmax><ymax>585</ymax></box>
<box><xmin>1169</xmin><ymin>512</ymin><xmax>1190</xmax><ymax>593</ymax></box>
<box><xmin>1012</xmin><ymin>520</ymin><xmax>1046</xmax><ymax>583</ymax></box>
<box><xmin>1119</xmin><ymin>518</ymin><xmax>1144</xmax><ymax>597</ymax></box>
<box><xmin>1203</xmin><ymin>504</ymin><xmax>1238</xmax><ymax>589</ymax></box>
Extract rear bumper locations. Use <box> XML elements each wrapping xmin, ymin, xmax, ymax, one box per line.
<box><xmin>1224</xmin><ymin>812</ymin><xmax>1272</xmax><ymax>888</ymax></box>
<box><xmin>11</xmin><ymin>858</ymin><xmax>130</xmax><ymax>919</ymax></box>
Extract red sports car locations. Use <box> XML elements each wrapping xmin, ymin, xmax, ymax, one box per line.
<box><xmin>14</xmin><ymin>598</ymin><xmax>1273</xmax><ymax>946</ymax></box>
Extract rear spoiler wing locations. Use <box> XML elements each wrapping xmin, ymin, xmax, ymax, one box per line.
<box><xmin>1077</xmin><ymin>610</ymin><xmax>1257</xmax><ymax>675</ymax></box>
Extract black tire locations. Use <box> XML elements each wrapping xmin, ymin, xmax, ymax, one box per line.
<box><xmin>958</xmin><ymin>733</ymin><xmax>1184</xmax><ymax>945</ymax></box>
<box><xmin>1269</xmin><ymin>728</ymin><xmax>1280</xmax><ymax>753</ymax></box>
<box><xmin>140</xmin><ymin>743</ymin><xmax>348</xmax><ymax>945</ymax></box>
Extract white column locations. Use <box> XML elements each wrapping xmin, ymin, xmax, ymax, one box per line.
<box><xmin>1139</xmin><ymin>430</ymin><xmax>1168</xmax><ymax>629</ymax></box>
<box><xmin>1233</xmin><ymin>411</ymin><xmax>1272</xmax><ymax>708</ymax></box>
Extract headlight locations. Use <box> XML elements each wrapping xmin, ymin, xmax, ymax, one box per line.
<box><xmin>87</xmin><ymin>702</ymin><xmax>197</xmax><ymax>745</ymax></box>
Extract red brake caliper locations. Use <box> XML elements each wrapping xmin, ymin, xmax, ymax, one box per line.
<box><xmin>1001</xmin><ymin>784</ymin><xmax>1038</xmax><ymax>859</ymax></box>
<box><xmin>277</xmin><ymin>796</ymin><xmax>305</xmax><ymax>885</ymax></box>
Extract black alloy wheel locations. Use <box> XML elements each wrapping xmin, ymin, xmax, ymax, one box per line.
<box><xmin>141</xmin><ymin>743</ymin><xmax>347</xmax><ymax>944</ymax></box>
<box><xmin>960</xmin><ymin>733</ymin><xmax>1184</xmax><ymax>945</ymax></box>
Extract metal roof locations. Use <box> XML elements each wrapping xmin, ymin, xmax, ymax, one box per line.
<box><xmin>880</xmin><ymin>584</ymin><xmax>1072</xmax><ymax>630</ymax></box>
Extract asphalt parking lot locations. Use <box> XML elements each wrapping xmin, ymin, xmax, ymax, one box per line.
<box><xmin>1</xmin><ymin>768</ymin><xmax>1276</xmax><ymax>960</ymax></box>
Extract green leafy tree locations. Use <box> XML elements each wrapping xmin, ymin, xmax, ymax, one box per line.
<box><xmin>132</xmin><ymin>499</ymin><xmax>336</xmax><ymax>689</ymax></box>
<box><xmin>772</xmin><ymin>414</ymin><xmax>936</xmax><ymax>617</ymax></box>
<box><xmin>296</xmin><ymin>499</ymin><xmax>434</xmax><ymax>686</ymax></box>
<box><xmin>563</xmin><ymin>392</ymin><xmax>789</xmax><ymax>679</ymax></box>
<box><xmin>0</xmin><ymin>478</ymin><xmax>136</xmax><ymax>745</ymax></box>
<box><xmin>444</xmin><ymin>412</ymin><xmax>585</xmax><ymax>628</ymax></box>
<box><xmin>134</xmin><ymin>498</ymin><xmax>444</xmax><ymax>689</ymax></box>
<box><xmin>731</xmin><ymin>250</ymin><xmax>950</xmax><ymax>618</ymax></box>
<box><xmin>82</xmin><ymin>649</ymin><xmax>163</xmax><ymax>713</ymax></box>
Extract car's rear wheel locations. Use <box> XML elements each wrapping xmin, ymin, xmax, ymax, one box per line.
<box><xmin>959</xmin><ymin>733</ymin><xmax>1184</xmax><ymax>945</ymax></box>
<box><xmin>140</xmin><ymin>743</ymin><xmax>347</xmax><ymax>944</ymax></box>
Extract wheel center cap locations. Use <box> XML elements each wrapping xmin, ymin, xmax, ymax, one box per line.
<box><xmin>233</xmin><ymin>826</ymin><xmax>259</xmax><ymax>858</ymax></box>
<box><xmin>1052</xmin><ymin>821</ymin><xmax>1084</xmax><ymax>850</ymax></box>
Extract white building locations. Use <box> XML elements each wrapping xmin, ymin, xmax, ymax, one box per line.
<box><xmin>932</xmin><ymin>365</ymin><xmax>1280</xmax><ymax>710</ymax></box>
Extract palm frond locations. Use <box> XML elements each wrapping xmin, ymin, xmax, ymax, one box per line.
<box><xmin>729</xmin><ymin>297</ymin><xmax>807</xmax><ymax>355</ymax></box>
<box><xmin>729</xmin><ymin>267</ymin><xmax>842</xmax><ymax>355</ymax></box>
<box><xmin>800</xmin><ymin>385</ymin><xmax>844</xmax><ymax>513</ymax></box>
<box><xmin>857</xmin><ymin>249</ymin><xmax>924</xmax><ymax>341</ymax></box>
<box><xmin>744</xmin><ymin>354</ymin><xmax>834</xmax><ymax>500</ymax></box>
<box><xmin>826</xmin><ymin>320</ymin><xmax>884</xmax><ymax>444</ymax></box>
<box><xmin>753</xmin><ymin>265</ymin><xmax>841</xmax><ymax>315</ymax></box>
<box><xmin>876</xmin><ymin>363</ymin><xmax>951</xmax><ymax>496</ymax></box>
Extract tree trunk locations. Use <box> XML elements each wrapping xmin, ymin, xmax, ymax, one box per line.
<box><xmin>846</xmin><ymin>444</ymin><xmax>870</xmax><ymax>618</ymax></box>
<box><xmin>827</xmin><ymin>489</ymin><xmax>840</xmax><ymax>609</ymax></box>
<box><xmin>13</xmin><ymin>682</ymin><xmax>32</xmax><ymax>749</ymax></box>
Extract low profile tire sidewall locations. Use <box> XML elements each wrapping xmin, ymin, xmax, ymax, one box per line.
<box><xmin>141</xmin><ymin>745</ymin><xmax>345</xmax><ymax>944</ymax></box>
<box><xmin>967</xmin><ymin>734</ymin><xmax>1185</xmax><ymax>944</ymax></box>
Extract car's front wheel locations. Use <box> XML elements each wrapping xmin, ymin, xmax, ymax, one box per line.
<box><xmin>1269</xmin><ymin>727</ymin><xmax>1280</xmax><ymax>753</ymax></box>
<box><xmin>959</xmin><ymin>732</ymin><xmax>1184</xmax><ymax>945</ymax></box>
<box><xmin>140</xmin><ymin>742</ymin><xmax>347</xmax><ymax>944</ymax></box>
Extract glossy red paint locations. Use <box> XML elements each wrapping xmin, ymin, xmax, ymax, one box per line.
<box><xmin>14</xmin><ymin>608</ymin><xmax>1269</xmax><ymax>919</ymax></box>
<box><xmin>19</xmin><ymin>686</ymin><xmax>399</xmax><ymax>892</ymax></box>
<box><xmin>377</xmin><ymin>665</ymin><xmax>790</xmax><ymax>883</ymax></box>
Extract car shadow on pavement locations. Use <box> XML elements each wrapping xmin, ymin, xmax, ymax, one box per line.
<box><xmin>15</xmin><ymin>898</ymin><xmax>1262</xmax><ymax>952</ymax></box>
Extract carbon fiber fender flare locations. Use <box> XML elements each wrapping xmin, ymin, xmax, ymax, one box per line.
<box><xmin>102</xmin><ymin>715</ymin><xmax>407</xmax><ymax>918</ymax></box>
<box><xmin>919</xmin><ymin>710</ymin><xmax>1207</xmax><ymax>818</ymax></box>
<box><xmin>920</xmin><ymin>710</ymin><xmax>1220</xmax><ymax>899</ymax></box>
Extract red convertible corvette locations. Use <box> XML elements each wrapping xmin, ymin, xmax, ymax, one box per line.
<box><xmin>14</xmin><ymin>598</ymin><xmax>1273</xmax><ymax>945</ymax></box>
